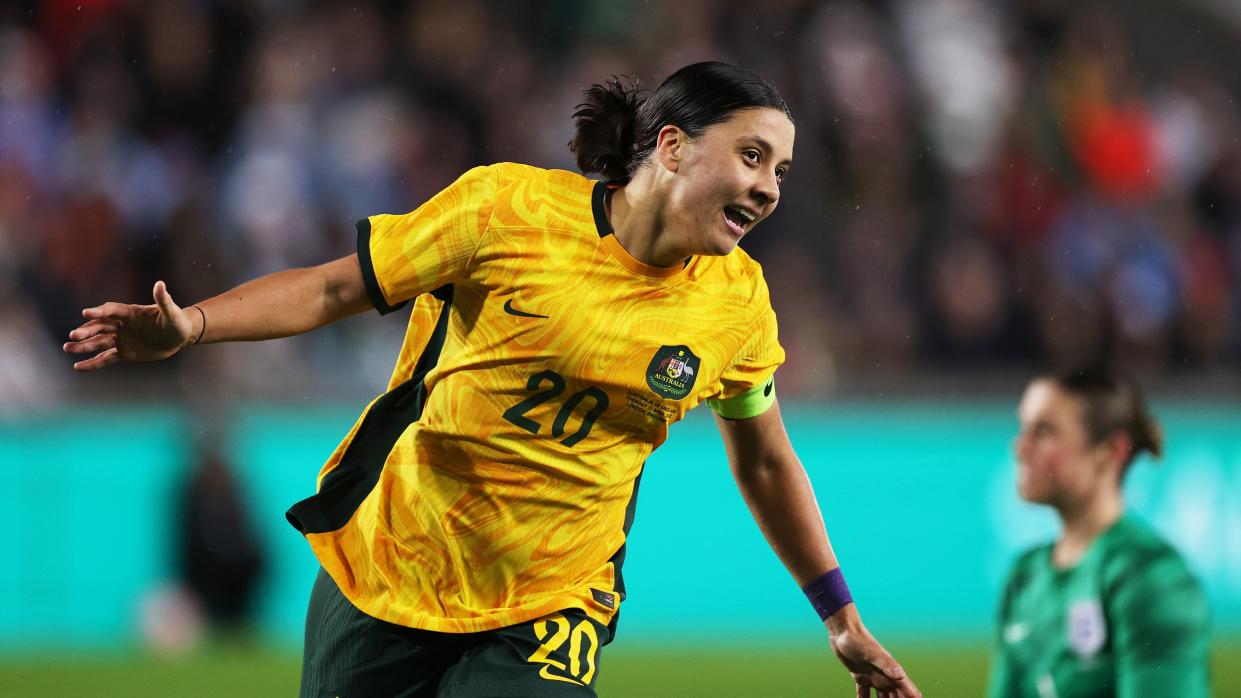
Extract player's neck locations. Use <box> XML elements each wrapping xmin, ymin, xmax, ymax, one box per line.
<box><xmin>608</xmin><ymin>180</ymin><xmax>687</xmax><ymax>269</ymax></box>
<box><xmin>1052</xmin><ymin>490</ymin><xmax>1123</xmax><ymax>569</ymax></box>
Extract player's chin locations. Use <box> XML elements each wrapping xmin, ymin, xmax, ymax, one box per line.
<box><xmin>709</xmin><ymin>236</ymin><xmax>741</xmax><ymax>256</ymax></box>
<box><xmin>702</xmin><ymin>225</ymin><xmax>747</xmax><ymax>256</ymax></box>
<box><xmin>1015</xmin><ymin>471</ymin><xmax>1034</xmax><ymax>499</ymax></box>
<box><xmin>1016</xmin><ymin>477</ymin><xmax>1047</xmax><ymax>504</ymax></box>
<box><xmin>691</xmin><ymin>236</ymin><xmax>738</xmax><ymax>258</ymax></box>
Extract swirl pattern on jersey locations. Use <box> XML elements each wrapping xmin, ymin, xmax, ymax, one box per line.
<box><xmin>290</xmin><ymin>163</ymin><xmax>784</xmax><ymax>633</ymax></box>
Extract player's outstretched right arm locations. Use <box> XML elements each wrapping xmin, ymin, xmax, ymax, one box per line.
<box><xmin>716</xmin><ymin>402</ymin><xmax>922</xmax><ymax>698</ymax></box>
<box><xmin>63</xmin><ymin>254</ymin><xmax>371</xmax><ymax>372</ymax></box>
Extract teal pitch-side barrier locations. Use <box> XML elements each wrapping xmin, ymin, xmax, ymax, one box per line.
<box><xmin>1</xmin><ymin>402</ymin><xmax>1238</xmax><ymax>651</ymax></box>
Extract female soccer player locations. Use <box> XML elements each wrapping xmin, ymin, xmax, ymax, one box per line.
<box><xmin>64</xmin><ymin>62</ymin><xmax>920</xmax><ymax>698</ymax></box>
<box><xmin>991</xmin><ymin>369</ymin><xmax>1211</xmax><ymax>697</ymax></box>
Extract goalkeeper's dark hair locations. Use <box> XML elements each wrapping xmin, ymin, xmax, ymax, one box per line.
<box><xmin>569</xmin><ymin>61</ymin><xmax>792</xmax><ymax>183</ymax></box>
<box><xmin>1045</xmin><ymin>366</ymin><xmax>1164</xmax><ymax>470</ymax></box>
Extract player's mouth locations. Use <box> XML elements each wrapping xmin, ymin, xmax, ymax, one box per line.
<box><xmin>722</xmin><ymin>205</ymin><xmax>757</xmax><ymax>237</ymax></box>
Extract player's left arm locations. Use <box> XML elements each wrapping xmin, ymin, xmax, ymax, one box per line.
<box><xmin>715</xmin><ymin>400</ymin><xmax>922</xmax><ymax>698</ymax></box>
<box><xmin>1110</xmin><ymin>556</ymin><xmax>1212</xmax><ymax>698</ymax></box>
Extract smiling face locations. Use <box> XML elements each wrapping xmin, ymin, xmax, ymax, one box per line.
<box><xmin>1014</xmin><ymin>380</ymin><xmax>1119</xmax><ymax>509</ymax></box>
<box><xmin>657</xmin><ymin>107</ymin><xmax>794</xmax><ymax>257</ymax></box>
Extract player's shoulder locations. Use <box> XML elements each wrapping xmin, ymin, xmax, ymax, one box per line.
<box><xmin>1098</xmin><ymin>516</ymin><xmax>1209</xmax><ymax>636</ymax></box>
<box><xmin>486</xmin><ymin>162</ymin><xmax>594</xmax><ymax>195</ymax></box>
<box><xmin>1100</xmin><ymin>515</ymin><xmax>1202</xmax><ymax>595</ymax></box>
<box><xmin>1103</xmin><ymin>514</ymin><xmax>1189</xmax><ymax>566</ymax></box>
<box><xmin>478</xmin><ymin>163</ymin><xmax>597</xmax><ymax>229</ymax></box>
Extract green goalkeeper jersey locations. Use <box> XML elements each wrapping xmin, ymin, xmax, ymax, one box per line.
<box><xmin>988</xmin><ymin>513</ymin><xmax>1211</xmax><ymax>698</ymax></box>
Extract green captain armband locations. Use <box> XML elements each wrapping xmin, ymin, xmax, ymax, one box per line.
<box><xmin>706</xmin><ymin>377</ymin><xmax>776</xmax><ymax>420</ymax></box>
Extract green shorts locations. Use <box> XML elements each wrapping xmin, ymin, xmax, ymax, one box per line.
<box><xmin>300</xmin><ymin>569</ymin><xmax>612</xmax><ymax>698</ymax></box>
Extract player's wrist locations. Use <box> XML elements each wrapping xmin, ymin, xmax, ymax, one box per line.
<box><xmin>185</xmin><ymin>305</ymin><xmax>207</xmax><ymax>347</ymax></box>
<box><xmin>823</xmin><ymin>602</ymin><xmax>861</xmax><ymax>636</ymax></box>
<box><xmin>803</xmin><ymin>567</ymin><xmax>856</xmax><ymax>633</ymax></box>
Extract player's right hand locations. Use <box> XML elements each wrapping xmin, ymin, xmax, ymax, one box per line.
<box><xmin>828</xmin><ymin>611</ymin><xmax>922</xmax><ymax>698</ymax></box>
<box><xmin>63</xmin><ymin>280</ymin><xmax>196</xmax><ymax>372</ymax></box>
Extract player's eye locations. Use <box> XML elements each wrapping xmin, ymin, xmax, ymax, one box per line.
<box><xmin>743</xmin><ymin>149</ymin><xmax>760</xmax><ymax>164</ymax></box>
<box><xmin>775</xmin><ymin>166</ymin><xmax>787</xmax><ymax>180</ymax></box>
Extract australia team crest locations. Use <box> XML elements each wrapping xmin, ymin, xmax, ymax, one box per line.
<box><xmin>646</xmin><ymin>345</ymin><xmax>701</xmax><ymax>400</ymax></box>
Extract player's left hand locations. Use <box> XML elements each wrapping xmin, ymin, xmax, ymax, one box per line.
<box><xmin>63</xmin><ymin>281</ymin><xmax>196</xmax><ymax>371</ymax></box>
<box><xmin>827</xmin><ymin>606</ymin><xmax>922</xmax><ymax>698</ymax></box>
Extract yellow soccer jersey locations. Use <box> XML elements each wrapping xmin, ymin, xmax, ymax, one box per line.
<box><xmin>286</xmin><ymin>163</ymin><xmax>784</xmax><ymax>633</ymax></box>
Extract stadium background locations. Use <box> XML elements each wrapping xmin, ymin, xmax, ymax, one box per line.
<box><xmin>1</xmin><ymin>0</ymin><xmax>1239</xmax><ymax>696</ymax></box>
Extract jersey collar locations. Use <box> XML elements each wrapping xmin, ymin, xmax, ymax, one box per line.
<box><xmin>591</xmin><ymin>180</ymin><xmax>689</xmax><ymax>280</ymax></box>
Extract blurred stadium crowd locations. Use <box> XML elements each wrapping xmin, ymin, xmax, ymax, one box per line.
<box><xmin>2</xmin><ymin>0</ymin><xmax>1240</xmax><ymax>408</ymax></box>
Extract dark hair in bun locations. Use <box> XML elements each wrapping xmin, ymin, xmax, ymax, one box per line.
<box><xmin>569</xmin><ymin>61</ymin><xmax>792</xmax><ymax>183</ymax></box>
<box><xmin>1047</xmin><ymin>367</ymin><xmax>1164</xmax><ymax>470</ymax></box>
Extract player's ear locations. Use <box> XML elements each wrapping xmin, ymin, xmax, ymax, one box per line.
<box><xmin>654</xmin><ymin>125</ymin><xmax>685</xmax><ymax>173</ymax></box>
<box><xmin>1105</xmin><ymin>431</ymin><xmax>1133</xmax><ymax>472</ymax></box>
<box><xmin>1092</xmin><ymin>431</ymin><xmax>1131</xmax><ymax>475</ymax></box>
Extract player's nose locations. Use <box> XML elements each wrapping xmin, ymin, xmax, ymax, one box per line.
<box><xmin>1012</xmin><ymin>432</ymin><xmax>1030</xmax><ymax>462</ymax></box>
<box><xmin>752</xmin><ymin>171</ymin><xmax>779</xmax><ymax>208</ymax></box>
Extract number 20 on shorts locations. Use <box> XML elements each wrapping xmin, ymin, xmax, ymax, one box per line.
<box><xmin>526</xmin><ymin>612</ymin><xmax>600</xmax><ymax>686</ymax></box>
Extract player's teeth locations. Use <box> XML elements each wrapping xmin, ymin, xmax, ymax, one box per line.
<box><xmin>728</xmin><ymin>206</ymin><xmax>755</xmax><ymax>222</ymax></box>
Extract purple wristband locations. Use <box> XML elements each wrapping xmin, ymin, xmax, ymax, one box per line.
<box><xmin>803</xmin><ymin>568</ymin><xmax>853</xmax><ymax>621</ymax></box>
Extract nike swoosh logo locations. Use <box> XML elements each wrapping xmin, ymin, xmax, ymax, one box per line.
<box><xmin>504</xmin><ymin>299</ymin><xmax>549</xmax><ymax>319</ymax></box>
<box><xmin>1005</xmin><ymin>622</ymin><xmax>1030</xmax><ymax>644</ymax></box>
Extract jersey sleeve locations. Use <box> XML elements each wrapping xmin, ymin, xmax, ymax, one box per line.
<box><xmin>1109</xmin><ymin>554</ymin><xmax>1212</xmax><ymax>698</ymax></box>
<box><xmin>358</xmin><ymin>165</ymin><xmax>498</xmax><ymax>314</ymax></box>
<box><xmin>705</xmin><ymin>278</ymin><xmax>785</xmax><ymax>419</ymax></box>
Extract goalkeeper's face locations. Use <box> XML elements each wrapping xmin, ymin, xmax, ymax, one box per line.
<box><xmin>1014</xmin><ymin>380</ymin><xmax>1119</xmax><ymax>509</ymax></box>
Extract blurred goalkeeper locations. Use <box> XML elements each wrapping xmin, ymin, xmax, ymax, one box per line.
<box><xmin>991</xmin><ymin>368</ymin><xmax>1211</xmax><ymax>697</ymax></box>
